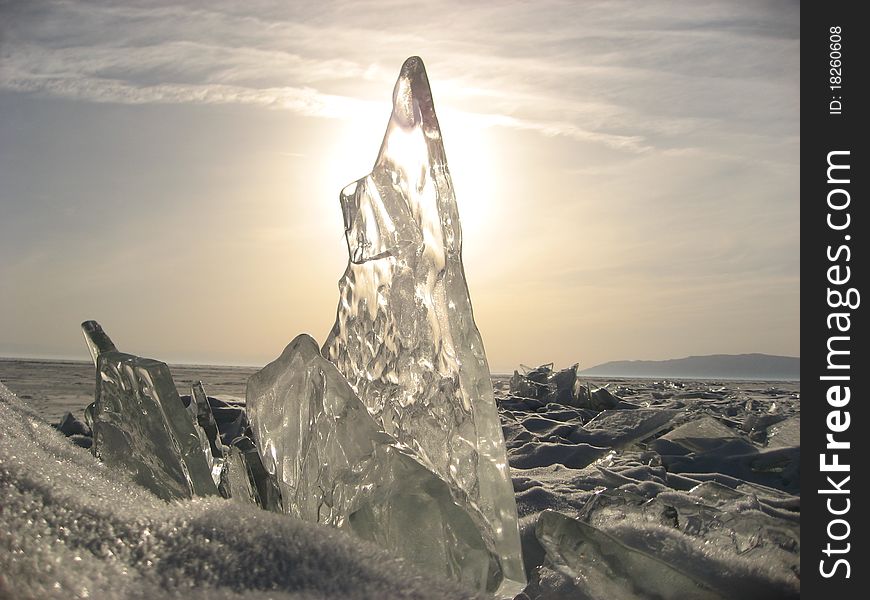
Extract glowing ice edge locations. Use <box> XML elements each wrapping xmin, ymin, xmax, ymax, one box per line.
<box><xmin>323</xmin><ymin>56</ymin><xmax>525</xmax><ymax>596</ymax></box>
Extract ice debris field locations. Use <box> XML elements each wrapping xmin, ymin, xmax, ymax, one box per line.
<box><xmin>1</xmin><ymin>57</ymin><xmax>799</xmax><ymax>599</ymax></box>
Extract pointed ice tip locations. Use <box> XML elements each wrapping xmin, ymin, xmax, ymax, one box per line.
<box><xmin>81</xmin><ymin>320</ymin><xmax>118</xmax><ymax>366</ymax></box>
<box><xmin>399</xmin><ymin>56</ymin><xmax>425</xmax><ymax>77</ymax></box>
<box><xmin>392</xmin><ymin>56</ymin><xmax>436</xmax><ymax>130</ymax></box>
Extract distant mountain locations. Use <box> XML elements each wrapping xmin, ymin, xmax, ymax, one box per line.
<box><xmin>580</xmin><ymin>353</ymin><xmax>799</xmax><ymax>381</ymax></box>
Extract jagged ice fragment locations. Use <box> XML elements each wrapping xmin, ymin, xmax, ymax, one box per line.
<box><xmin>81</xmin><ymin>320</ymin><xmax>217</xmax><ymax>501</ymax></box>
<box><xmin>322</xmin><ymin>55</ymin><xmax>525</xmax><ymax>596</ymax></box>
<box><xmin>535</xmin><ymin>509</ymin><xmax>726</xmax><ymax>600</ymax></box>
<box><xmin>248</xmin><ymin>334</ymin><xmax>501</xmax><ymax>592</ymax></box>
<box><xmin>186</xmin><ymin>381</ymin><xmax>227</xmax><ymax>487</ymax></box>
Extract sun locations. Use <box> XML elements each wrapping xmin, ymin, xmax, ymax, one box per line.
<box><xmin>438</xmin><ymin>110</ymin><xmax>497</xmax><ymax>238</ymax></box>
<box><xmin>324</xmin><ymin>100</ymin><xmax>498</xmax><ymax>242</ymax></box>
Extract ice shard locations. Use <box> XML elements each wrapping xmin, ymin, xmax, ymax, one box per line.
<box><xmin>232</xmin><ymin>434</ymin><xmax>284</xmax><ymax>512</ymax></box>
<box><xmin>535</xmin><ymin>510</ymin><xmax>726</xmax><ymax>600</ymax></box>
<box><xmin>248</xmin><ymin>334</ymin><xmax>501</xmax><ymax>592</ymax></box>
<box><xmin>81</xmin><ymin>320</ymin><xmax>218</xmax><ymax>501</ymax></box>
<box><xmin>224</xmin><ymin>444</ymin><xmax>259</xmax><ymax>506</ymax></box>
<box><xmin>322</xmin><ymin>56</ymin><xmax>525</xmax><ymax>595</ymax></box>
<box><xmin>186</xmin><ymin>381</ymin><xmax>227</xmax><ymax>487</ymax></box>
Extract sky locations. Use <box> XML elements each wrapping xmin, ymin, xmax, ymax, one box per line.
<box><xmin>0</xmin><ymin>0</ymin><xmax>800</xmax><ymax>373</ymax></box>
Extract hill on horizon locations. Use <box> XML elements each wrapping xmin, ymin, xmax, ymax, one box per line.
<box><xmin>580</xmin><ymin>353</ymin><xmax>799</xmax><ymax>381</ymax></box>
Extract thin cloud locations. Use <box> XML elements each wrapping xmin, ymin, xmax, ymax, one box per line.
<box><xmin>1</xmin><ymin>0</ymin><xmax>799</xmax><ymax>154</ymax></box>
<box><xmin>1</xmin><ymin>72</ymin><xmax>372</xmax><ymax>118</ymax></box>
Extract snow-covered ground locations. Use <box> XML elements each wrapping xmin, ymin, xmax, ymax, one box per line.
<box><xmin>1</xmin><ymin>360</ymin><xmax>799</xmax><ymax>599</ymax></box>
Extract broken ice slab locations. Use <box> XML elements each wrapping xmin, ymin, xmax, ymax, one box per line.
<box><xmin>207</xmin><ymin>396</ymin><xmax>249</xmax><ymax>446</ymax></box>
<box><xmin>535</xmin><ymin>510</ymin><xmax>726</xmax><ymax>600</ymax></box>
<box><xmin>248</xmin><ymin>334</ymin><xmax>502</xmax><ymax>593</ymax></box>
<box><xmin>655</xmin><ymin>486</ymin><xmax>800</xmax><ymax>571</ymax></box>
<box><xmin>509</xmin><ymin>370</ymin><xmax>545</xmax><ymax>399</ymax></box>
<box><xmin>221</xmin><ymin>435</ymin><xmax>283</xmax><ymax>511</ymax></box>
<box><xmin>237</xmin><ymin>435</ymin><xmax>283</xmax><ymax>512</ymax></box>
<box><xmin>321</xmin><ymin>56</ymin><xmax>525</xmax><ymax>595</ymax></box>
<box><xmin>583</xmin><ymin>386</ymin><xmax>621</xmax><ymax>411</ymax></box>
<box><xmin>54</xmin><ymin>412</ymin><xmax>93</xmax><ymax>449</ymax></box>
<box><xmin>81</xmin><ymin>320</ymin><xmax>217</xmax><ymax>501</ymax></box>
<box><xmin>224</xmin><ymin>443</ymin><xmax>258</xmax><ymax>506</ymax></box>
<box><xmin>573</xmin><ymin>409</ymin><xmax>678</xmax><ymax>448</ymax></box>
<box><xmin>56</xmin><ymin>411</ymin><xmax>91</xmax><ymax>437</ymax></box>
<box><xmin>661</xmin><ymin>444</ymin><xmax>800</xmax><ymax>494</ymax></box>
<box><xmin>183</xmin><ymin>381</ymin><xmax>227</xmax><ymax>487</ymax></box>
<box><xmin>764</xmin><ymin>416</ymin><xmax>800</xmax><ymax>448</ymax></box>
<box><xmin>191</xmin><ymin>382</ymin><xmax>224</xmax><ymax>458</ymax></box>
<box><xmin>508</xmin><ymin>363</ymin><xmax>624</xmax><ymax>410</ymax></box>
<box><xmin>82</xmin><ymin>319</ymin><xmax>118</xmax><ymax>364</ymax></box>
<box><xmin>652</xmin><ymin>416</ymin><xmax>754</xmax><ymax>455</ymax></box>
<box><xmin>510</xmin><ymin>364</ymin><xmax>554</xmax><ymax>399</ymax></box>
<box><xmin>509</xmin><ymin>363</ymin><xmax>586</xmax><ymax>405</ymax></box>
<box><xmin>83</xmin><ymin>400</ymin><xmax>96</xmax><ymax>432</ymax></box>
<box><xmin>550</xmin><ymin>364</ymin><xmax>580</xmax><ymax>404</ymax></box>
<box><xmin>572</xmin><ymin>488</ymin><xmax>800</xmax><ymax>587</ymax></box>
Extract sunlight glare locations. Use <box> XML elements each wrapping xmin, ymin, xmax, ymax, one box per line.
<box><xmin>439</xmin><ymin>109</ymin><xmax>500</xmax><ymax>246</ymax></box>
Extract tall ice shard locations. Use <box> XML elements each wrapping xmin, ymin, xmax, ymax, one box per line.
<box><xmin>322</xmin><ymin>57</ymin><xmax>525</xmax><ymax>594</ymax></box>
<box><xmin>82</xmin><ymin>320</ymin><xmax>218</xmax><ymax>501</ymax></box>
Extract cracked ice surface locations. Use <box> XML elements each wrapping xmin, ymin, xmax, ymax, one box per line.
<box><xmin>535</xmin><ymin>510</ymin><xmax>726</xmax><ymax>600</ymax></box>
<box><xmin>247</xmin><ymin>334</ymin><xmax>501</xmax><ymax>592</ymax></box>
<box><xmin>322</xmin><ymin>56</ymin><xmax>525</xmax><ymax>596</ymax></box>
<box><xmin>82</xmin><ymin>321</ymin><xmax>217</xmax><ymax>501</ymax></box>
